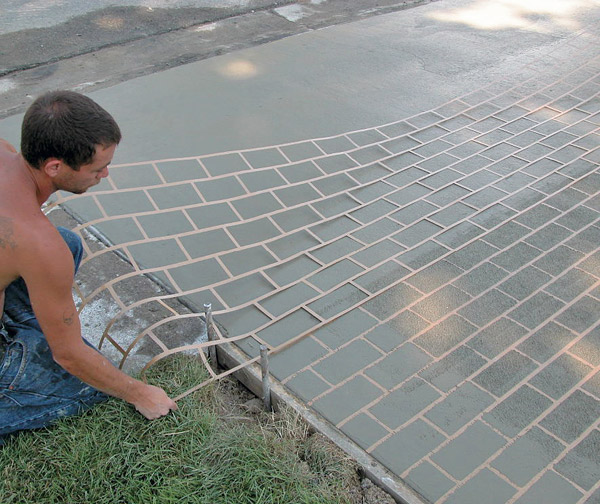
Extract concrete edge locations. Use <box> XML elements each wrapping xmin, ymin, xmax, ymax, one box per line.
<box><xmin>214</xmin><ymin>341</ymin><xmax>428</xmax><ymax>504</ymax></box>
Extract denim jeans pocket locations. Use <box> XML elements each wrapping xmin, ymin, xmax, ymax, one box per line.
<box><xmin>0</xmin><ymin>341</ymin><xmax>26</xmax><ymax>391</ymax></box>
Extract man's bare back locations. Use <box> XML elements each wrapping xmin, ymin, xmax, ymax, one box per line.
<box><xmin>0</xmin><ymin>141</ymin><xmax>58</xmax><ymax>298</ymax></box>
<box><xmin>0</xmin><ymin>140</ymin><xmax>29</xmax><ymax>297</ymax></box>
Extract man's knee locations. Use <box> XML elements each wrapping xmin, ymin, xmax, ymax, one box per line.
<box><xmin>56</xmin><ymin>227</ymin><xmax>83</xmax><ymax>271</ymax></box>
<box><xmin>0</xmin><ymin>389</ymin><xmax>109</xmax><ymax>437</ymax></box>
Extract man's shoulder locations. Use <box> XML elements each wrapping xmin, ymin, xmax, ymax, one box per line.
<box><xmin>0</xmin><ymin>139</ymin><xmax>19</xmax><ymax>174</ymax></box>
<box><xmin>14</xmin><ymin>219</ymin><xmax>75</xmax><ymax>284</ymax></box>
<box><xmin>0</xmin><ymin>139</ymin><xmax>17</xmax><ymax>154</ymax></box>
<box><xmin>18</xmin><ymin>216</ymin><xmax>64</xmax><ymax>245</ymax></box>
<box><xmin>12</xmin><ymin>216</ymin><xmax>67</xmax><ymax>260</ymax></box>
<box><xmin>0</xmin><ymin>210</ymin><xmax>66</xmax><ymax>289</ymax></box>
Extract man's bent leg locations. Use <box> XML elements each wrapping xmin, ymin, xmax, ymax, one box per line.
<box><xmin>3</xmin><ymin>227</ymin><xmax>83</xmax><ymax>326</ymax></box>
<box><xmin>0</xmin><ymin>227</ymin><xmax>108</xmax><ymax>439</ymax></box>
<box><xmin>0</xmin><ymin>324</ymin><xmax>108</xmax><ymax>438</ymax></box>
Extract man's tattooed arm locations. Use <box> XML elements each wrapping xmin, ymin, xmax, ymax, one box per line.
<box><xmin>62</xmin><ymin>308</ymin><xmax>76</xmax><ymax>326</ymax></box>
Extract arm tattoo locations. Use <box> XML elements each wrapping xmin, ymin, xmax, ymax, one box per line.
<box><xmin>0</xmin><ymin>217</ymin><xmax>16</xmax><ymax>250</ymax></box>
<box><xmin>62</xmin><ymin>308</ymin><xmax>76</xmax><ymax>326</ymax></box>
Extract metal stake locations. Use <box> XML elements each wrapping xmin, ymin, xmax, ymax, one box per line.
<box><xmin>260</xmin><ymin>345</ymin><xmax>272</xmax><ymax>412</ymax></box>
<box><xmin>203</xmin><ymin>303</ymin><xmax>218</xmax><ymax>368</ymax></box>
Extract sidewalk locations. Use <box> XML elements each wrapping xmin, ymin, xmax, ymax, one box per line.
<box><xmin>2</xmin><ymin>1</ymin><xmax>600</xmax><ymax>502</ymax></box>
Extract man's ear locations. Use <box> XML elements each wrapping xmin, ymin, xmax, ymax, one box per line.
<box><xmin>40</xmin><ymin>158</ymin><xmax>63</xmax><ymax>178</ymax></box>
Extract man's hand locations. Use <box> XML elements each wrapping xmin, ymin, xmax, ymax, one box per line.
<box><xmin>133</xmin><ymin>384</ymin><xmax>178</xmax><ymax>420</ymax></box>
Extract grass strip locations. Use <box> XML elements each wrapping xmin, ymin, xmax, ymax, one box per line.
<box><xmin>0</xmin><ymin>355</ymin><xmax>357</xmax><ymax>504</ymax></box>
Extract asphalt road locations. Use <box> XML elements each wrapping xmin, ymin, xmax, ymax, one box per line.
<box><xmin>0</xmin><ymin>0</ymin><xmax>432</xmax><ymax>118</ymax></box>
<box><xmin>1</xmin><ymin>0</ymin><xmax>267</xmax><ymax>33</ymax></box>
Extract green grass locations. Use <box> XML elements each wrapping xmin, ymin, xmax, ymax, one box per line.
<box><xmin>0</xmin><ymin>355</ymin><xmax>358</xmax><ymax>504</ymax></box>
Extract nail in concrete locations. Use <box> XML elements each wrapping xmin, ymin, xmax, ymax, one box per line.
<box><xmin>260</xmin><ymin>344</ymin><xmax>272</xmax><ymax>412</ymax></box>
<box><xmin>204</xmin><ymin>303</ymin><xmax>218</xmax><ymax>368</ymax></box>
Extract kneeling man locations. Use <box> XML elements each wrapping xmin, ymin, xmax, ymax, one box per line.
<box><xmin>0</xmin><ymin>91</ymin><xmax>177</xmax><ymax>443</ymax></box>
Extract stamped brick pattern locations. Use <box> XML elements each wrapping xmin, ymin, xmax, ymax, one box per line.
<box><xmin>54</xmin><ymin>22</ymin><xmax>600</xmax><ymax>504</ymax></box>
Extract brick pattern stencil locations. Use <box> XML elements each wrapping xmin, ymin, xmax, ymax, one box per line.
<box><xmin>50</xmin><ymin>22</ymin><xmax>600</xmax><ymax>504</ymax></box>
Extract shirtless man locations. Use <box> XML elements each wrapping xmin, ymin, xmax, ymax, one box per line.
<box><xmin>0</xmin><ymin>91</ymin><xmax>177</xmax><ymax>442</ymax></box>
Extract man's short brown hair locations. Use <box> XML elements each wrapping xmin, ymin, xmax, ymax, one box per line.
<box><xmin>21</xmin><ymin>90</ymin><xmax>121</xmax><ymax>170</ymax></box>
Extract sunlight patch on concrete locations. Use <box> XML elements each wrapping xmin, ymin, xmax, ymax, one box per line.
<box><xmin>217</xmin><ymin>59</ymin><xmax>259</xmax><ymax>79</ymax></box>
<box><xmin>427</xmin><ymin>0</ymin><xmax>596</xmax><ymax>32</ymax></box>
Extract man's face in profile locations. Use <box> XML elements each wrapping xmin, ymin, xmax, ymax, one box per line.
<box><xmin>56</xmin><ymin>144</ymin><xmax>115</xmax><ymax>194</ymax></box>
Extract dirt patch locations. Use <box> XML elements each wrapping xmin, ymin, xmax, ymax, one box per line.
<box><xmin>215</xmin><ymin>372</ymin><xmax>397</xmax><ymax>504</ymax></box>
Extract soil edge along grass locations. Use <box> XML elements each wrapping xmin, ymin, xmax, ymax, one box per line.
<box><xmin>0</xmin><ymin>355</ymin><xmax>367</xmax><ymax>504</ymax></box>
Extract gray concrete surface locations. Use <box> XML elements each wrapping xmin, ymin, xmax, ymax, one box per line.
<box><xmin>1</xmin><ymin>0</ymin><xmax>600</xmax><ymax>502</ymax></box>
<box><xmin>2</xmin><ymin>0</ymin><xmax>595</xmax><ymax>161</ymax></box>
<box><xmin>0</xmin><ymin>0</ymin><xmax>431</xmax><ymax>119</ymax></box>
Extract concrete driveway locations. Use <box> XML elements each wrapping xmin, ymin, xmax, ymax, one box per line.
<box><xmin>1</xmin><ymin>0</ymin><xmax>599</xmax><ymax>502</ymax></box>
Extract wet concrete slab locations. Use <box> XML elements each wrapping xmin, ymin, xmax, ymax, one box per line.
<box><xmin>2</xmin><ymin>0</ymin><xmax>600</xmax><ymax>502</ymax></box>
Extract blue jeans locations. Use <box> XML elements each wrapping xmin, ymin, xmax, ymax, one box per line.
<box><xmin>0</xmin><ymin>227</ymin><xmax>108</xmax><ymax>444</ymax></box>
